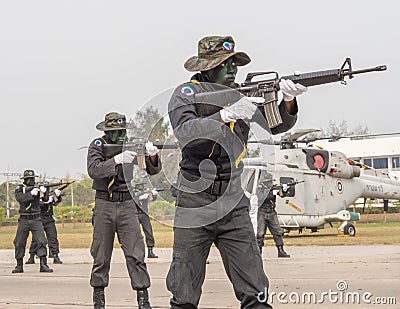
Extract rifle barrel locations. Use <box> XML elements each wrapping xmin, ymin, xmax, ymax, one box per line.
<box><xmin>344</xmin><ymin>65</ymin><xmax>387</xmax><ymax>77</ymax></box>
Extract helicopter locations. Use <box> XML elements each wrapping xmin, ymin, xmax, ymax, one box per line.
<box><xmin>243</xmin><ymin>129</ymin><xmax>400</xmax><ymax>237</ymax></box>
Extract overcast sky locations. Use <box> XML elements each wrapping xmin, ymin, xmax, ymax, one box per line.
<box><xmin>0</xmin><ymin>0</ymin><xmax>398</xmax><ymax>181</ymax></box>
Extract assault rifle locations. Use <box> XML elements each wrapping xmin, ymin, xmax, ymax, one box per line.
<box><xmin>25</xmin><ymin>180</ymin><xmax>75</xmax><ymax>200</ymax></box>
<box><xmin>25</xmin><ymin>180</ymin><xmax>74</xmax><ymax>192</ymax></box>
<box><xmin>194</xmin><ymin>58</ymin><xmax>387</xmax><ymax>128</ymax></box>
<box><xmin>273</xmin><ymin>180</ymin><xmax>305</xmax><ymax>195</ymax></box>
<box><xmin>132</xmin><ymin>187</ymin><xmax>169</xmax><ymax>200</ymax></box>
<box><xmin>49</xmin><ymin>180</ymin><xmax>75</xmax><ymax>197</ymax></box>
<box><xmin>103</xmin><ymin>137</ymin><xmax>178</xmax><ymax>169</ymax></box>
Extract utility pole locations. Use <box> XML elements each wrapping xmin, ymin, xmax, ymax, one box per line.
<box><xmin>1</xmin><ymin>172</ymin><xmax>22</xmax><ymax>218</ymax></box>
<box><xmin>69</xmin><ymin>181</ymin><xmax>74</xmax><ymax>206</ymax></box>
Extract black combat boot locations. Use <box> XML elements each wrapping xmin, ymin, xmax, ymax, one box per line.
<box><xmin>147</xmin><ymin>247</ymin><xmax>158</xmax><ymax>259</ymax></box>
<box><xmin>137</xmin><ymin>289</ymin><xmax>151</xmax><ymax>309</ymax></box>
<box><xmin>53</xmin><ymin>254</ymin><xmax>63</xmax><ymax>264</ymax></box>
<box><xmin>12</xmin><ymin>259</ymin><xmax>24</xmax><ymax>273</ymax></box>
<box><xmin>259</xmin><ymin>246</ymin><xmax>263</xmax><ymax>254</ymax></box>
<box><xmin>39</xmin><ymin>256</ymin><xmax>53</xmax><ymax>272</ymax></box>
<box><xmin>277</xmin><ymin>245</ymin><xmax>290</xmax><ymax>258</ymax></box>
<box><xmin>25</xmin><ymin>254</ymin><xmax>35</xmax><ymax>264</ymax></box>
<box><xmin>93</xmin><ymin>287</ymin><xmax>105</xmax><ymax>309</ymax></box>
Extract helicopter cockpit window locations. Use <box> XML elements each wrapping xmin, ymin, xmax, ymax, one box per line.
<box><xmin>279</xmin><ymin>177</ymin><xmax>296</xmax><ymax>197</ymax></box>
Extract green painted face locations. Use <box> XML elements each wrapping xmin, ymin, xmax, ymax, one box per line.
<box><xmin>203</xmin><ymin>57</ymin><xmax>238</xmax><ymax>88</ymax></box>
<box><xmin>106</xmin><ymin>129</ymin><xmax>126</xmax><ymax>144</ymax></box>
<box><xmin>24</xmin><ymin>177</ymin><xmax>35</xmax><ymax>186</ymax></box>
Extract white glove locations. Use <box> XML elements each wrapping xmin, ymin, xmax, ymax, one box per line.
<box><xmin>279</xmin><ymin>79</ymin><xmax>307</xmax><ymax>101</ymax></box>
<box><xmin>114</xmin><ymin>150</ymin><xmax>137</xmax><ymax>165</ymax></box>
<box><xmin>31</xmin><ymin>188</ymin><xmax>40</xmax><ymax>196</ymax></box>
<box><xmin>139</xmin><ymin>193</ymin><xmax>149</xmax><ymax>200</ymax></box>
<box><xmin>54</xmin><ymin>189</ymin><xmax>61</xmax><ymax>197</ymax></box>
<box><xmin>48</xmin><ymin>195</ymin><xmax>54</xmax><ymax>203</ymax></box>
<box><xmin>282</xmin><ymin>184</ymin><xmax>289</xmax><ymax>192</ymax></box>
<box><xmin>220</xmin><ymin>96</ymin><xmax>263</xmax><ymax>123</ymax></box>
<box><xmin>40</xmin><ymin>185</ymin><xmax>47</xmax><ymax>193</ymax></box>
<box><xmin>151</xmin><ymin>189</ymin><xmax>158</xmax><ymax>196</ymax></box>
<box><xmin>145</xmin><ymin>141</ymin><xmax>159</xmax><ymax>156</ymax></box>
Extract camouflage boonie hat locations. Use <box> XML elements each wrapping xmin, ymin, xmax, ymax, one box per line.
<box><xmin>184</xmin><ymin>35</ymin><xmax>251</xmax><ymax>72</ymax></box>
<box><xmin>96</xmin><ymin>112</ymin><xmax>127</xmax><ymax>131</ymax></box>
<box><xmin>21</xmin><ymin>169</ymin><xmax>36</xmax><ymax>179</ymax></box>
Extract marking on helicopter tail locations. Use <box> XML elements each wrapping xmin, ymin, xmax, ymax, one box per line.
<box><xmin>288</xmin><ymin>202</ymin><xmax>302</xmax><ymax>212</ymax></box>
<box><xmin>336</xmin><ymin>179</ymin><xmax>344</xmax><ymax>194</ymax></box>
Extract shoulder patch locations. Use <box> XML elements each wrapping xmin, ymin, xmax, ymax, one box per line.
<box><xmin>94</xmin><ymin>139</ymin><xmax>103</xmax><ymax>147</ymax></box>
<box><xmin>180</xmin><ymin>86</ymin><xmax>195</xmax><ymax>97</ymax></box>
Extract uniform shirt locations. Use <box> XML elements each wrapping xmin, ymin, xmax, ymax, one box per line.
<box><xmin>168</xmin><ymin>73</ymin><xmax>298</xmax><ymax>181</ymax></box>
<box><xmin>15</xmin><ymin>184</ymin><xmax>41</xmax><ymax>215</ymax></box>
<box><xmin>257</xmin><ymin>187</ymin><xmax>277</xmax><ymax>209</ymax></box>
<box><xmin>87</xmin><ymin>135</ymin><xmax>161</xmax><ymax>192</ymax></box>
<box><xmin>40</xmin><ymin>195</ymin><xmax>62</xmax><ymax>216</ymax></box>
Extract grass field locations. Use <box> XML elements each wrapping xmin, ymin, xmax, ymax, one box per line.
<box><xmin>0</xmin><ymin>214</ymin><xmax>399</xmax><ymax>250</ymax></box>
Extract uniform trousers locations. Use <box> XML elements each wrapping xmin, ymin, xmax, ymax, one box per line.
<box><xmin>90</xmin><ymin>198</ymin><xmax>150</xmax><ymax>290</ymax></box>
<box><xmin>167</xmin><ymin>189</ymin><xmax>272</xmax><ymax>309</ymax></box>
<box><xmin>14</xmin><ymin>216</ymin><xmax>47</xmax><ymax>260</ymax></box>
<box><xmin>29</xmin><ymin>216</ymin><xmax>60</xmax><ymax>256</ymax></box>
<box><xmin>256</xmin><ymin>208</ymin><xmax>284</xmax><ymax>248</ymax></box>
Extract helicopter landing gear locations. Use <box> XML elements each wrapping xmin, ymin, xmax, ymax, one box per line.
<box><xmin>338</xmin><ymin>221</ymin><xmax>356</xmax><ymax>237</ymax></box>
<box><xmin>344</xmin><ymin>223</ymin><xmax>356</xmax><ymax>237</ymax></box>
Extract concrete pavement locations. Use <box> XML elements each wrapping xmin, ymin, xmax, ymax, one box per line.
<box><xmin>0</xmin><ymin>245</ymin><xmax>399</xmax><ymax>308</ymax></box>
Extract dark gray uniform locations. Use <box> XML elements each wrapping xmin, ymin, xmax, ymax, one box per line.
<box><xmin>14</xmin><ymin>185</ymin><xmax>48</xmax><ymax>260</ymax></box>
<box><xmin>167</xmin><ymin>76</ymin><xmax>298</xmax><ymax>309</ymax></box>
<box><xmin>28</xmin><ymin>196</ymin><xmax>62</xmax><ymax>257</ymax></box>
<box><xmin>87</xmin><ymin>135</ymin><xmax>161</xmax><ymax>290</ymax></box>
<box><xmin>136</xmin><ymin>198</ymin><xmax>155</xmax><ymax>248</ymax></box>
<box><xmin>257</xmin><ymin>188</ymin><xmax>284</xmax><ymax>248</ymax></box>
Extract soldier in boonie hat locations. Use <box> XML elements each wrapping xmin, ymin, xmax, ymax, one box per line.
<box><xmin>96</xmin><ymin>112</ymin><xmax>127</xmax><ymax>145</ymax></box>
<box><xmin>166</xmin><ymin>35</ymin><xmax>277</xmax><ymax>308</ymax></box>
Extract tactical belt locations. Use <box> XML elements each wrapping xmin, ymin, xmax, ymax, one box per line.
<box><xmin>180</xmin><ymin>171</ymin><xmax>241</xmax><ymax>196</ymax></box>
<box><xmin>96</xmin><ymin>191</ymin><xmax>133</xmax><ymax>202</ymax></box>
<box><xmin>41</xmin><ymin>214</ymin><xmax>53</xmax><ymax>218</ymax></box>
<box><xmin>20</xmin><ymin>213</ymin><xmax>40</xmax><ymax>220</ymax></box>
<box><xmin>259</xmin><ymin>205</ymin><xmax>276</xmax><ymax>213</ymax></box>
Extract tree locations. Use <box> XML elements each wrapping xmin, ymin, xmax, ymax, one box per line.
<box><xmin>309</xmin><ymin>120</ymin><xmax>370</xmax><ymax>139</ymax></box>
<box><xmin>61</xmin><ymin>175</ymin><xmax>95</xmax><ymax>206</ymax></box>
<box><xmin>128</xmin><ymin>105</ymin><xmax>169</xmax><ymax>141</ymax></box>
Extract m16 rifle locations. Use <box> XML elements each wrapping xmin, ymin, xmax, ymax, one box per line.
<box><xmin>272</xmin><ymin>180</ymin><xmax>305</xmax><ymax>197</ymax></box>
<box><xmin>25</xmin><ymin>180</ymin><xmax>73</xmax><ymax>192</ymax></box>
<box><xmin>25</xmin><ymin>180</ymin><xmax>75</xmax><ymax>200</ymax></box>
<box><xmin>102</xmin><ymin>137</ymin><xmax>178</xmax><ymax>169</ymax></box>
<box><xmin>49</xmin><ymin>180</ymin><xmax>75</xmax><ymax>198</ymax></box>
<box><xmin>194</xmin><ymin>58</ymin><xmax>387</xmax><ymax>128</ymax></box>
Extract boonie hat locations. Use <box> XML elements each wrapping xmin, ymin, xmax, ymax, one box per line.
<box><xmin>184</xmin><ymin>35</ymin><xmax>251</xmax><ymax>72</ymax></box>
